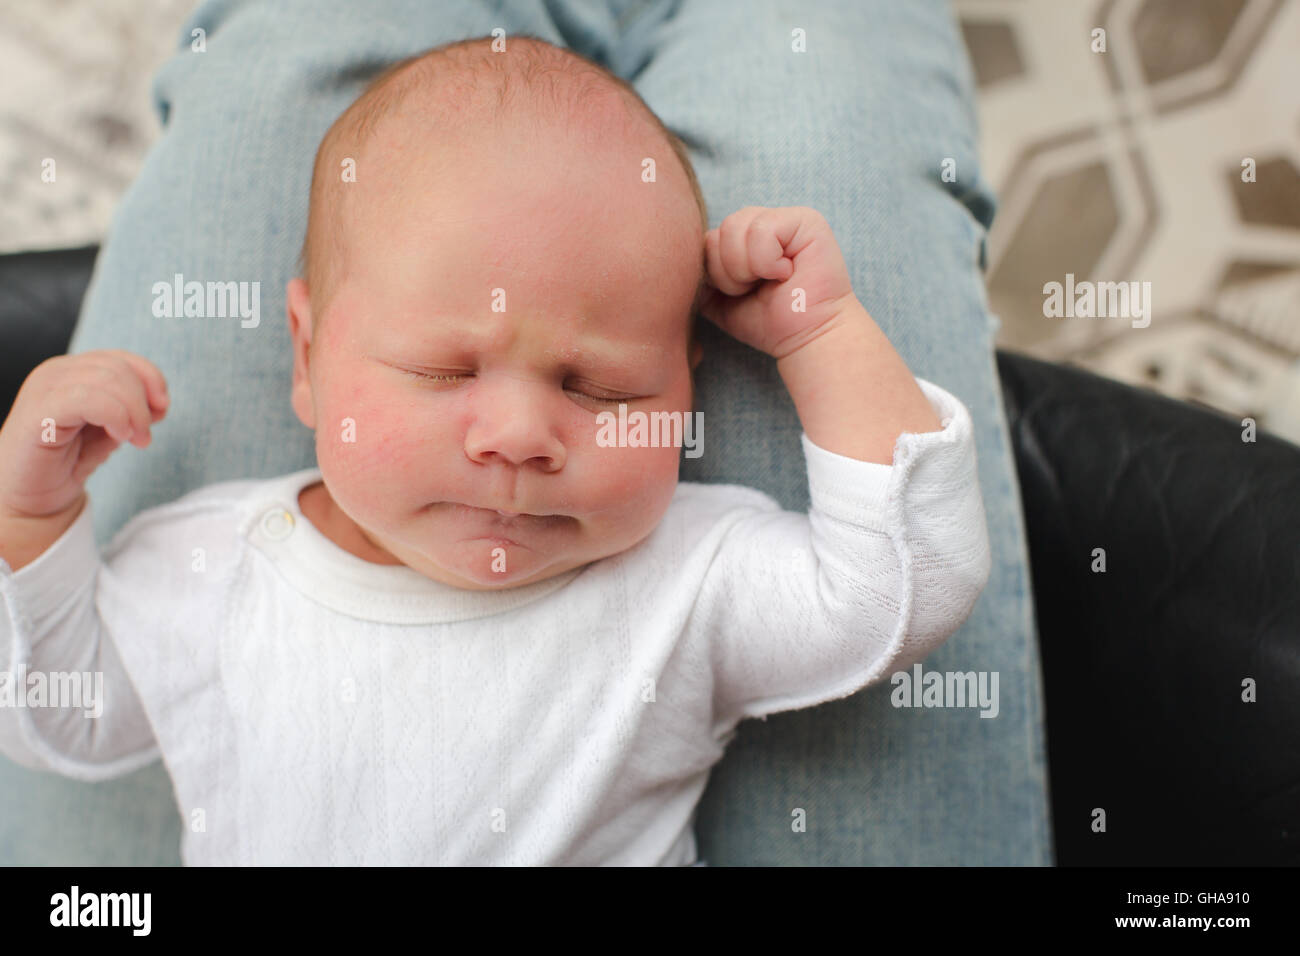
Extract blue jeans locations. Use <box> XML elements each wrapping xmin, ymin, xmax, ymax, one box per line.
<box><xmin>4</xmin><ymin>0</ymin><xmax>1051</xmax><ymax>865</ymax></box>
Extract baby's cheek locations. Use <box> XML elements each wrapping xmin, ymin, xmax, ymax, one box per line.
<box><xmin>591</xmin><ymin>443</ymin><xmax>679</xmax><ymax>518</ymax></box>
<box><xmin>316</xmin><ymin>388</ymin><xmax>418</xmax><ymax>487</ymax></box>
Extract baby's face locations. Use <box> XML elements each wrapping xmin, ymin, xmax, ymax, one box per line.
<box><xmin>289</xmin><ymin>120</ymin><xmax>704</xmax><ymax>590</ymax></box>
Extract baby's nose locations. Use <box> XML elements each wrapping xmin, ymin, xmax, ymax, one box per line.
<box><xmin>463</xmin><ymin>381</ymin><xmax>566</xmax><ymax>471</ymax></box>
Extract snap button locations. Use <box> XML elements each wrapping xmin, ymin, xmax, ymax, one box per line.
<box><xmin>260</xmin><ymin>508</ymin><xmax>295</xmax><ymax>541</ymax></box>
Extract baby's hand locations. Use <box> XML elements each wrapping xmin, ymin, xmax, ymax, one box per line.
<box><xmin>698</xmin><ymin>206</ymin><xmax>857</xmax><ymax>360</ymax></box>
<box><xmin>0</xmin><ymin>349</ymin><xmax>169</xmax><ymax>521</ymax></box>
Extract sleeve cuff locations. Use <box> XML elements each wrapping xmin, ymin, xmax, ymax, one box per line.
<box><xmin>3</xmin><ymin>496</ymin><xmax>100</xmax><ymax>620</ymax></box>
<box><xmin>800</xmin><ymin>377</ymin><xmax>974</xmax><ymax>531</ymax></box>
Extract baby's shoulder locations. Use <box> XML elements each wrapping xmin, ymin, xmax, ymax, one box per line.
<box><xmin>101</xmin><ymin>470</ymin><xmax>312</xmax><ymax>562</ymax></box>
<box><xmin>610</xmin><ymin>480</ymin><xmax>789</xmax><ymax>579</ymax></box>
<box><xmin>663</xmin><ymin>480</ymin><xmax>784</xmax><ymax>531</ymax></box>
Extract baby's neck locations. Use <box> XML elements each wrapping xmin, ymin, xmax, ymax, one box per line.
<box><xmin>298</xmin><ymin>481</ymin><xmax>405</xmax><ymax>566</ymax></box>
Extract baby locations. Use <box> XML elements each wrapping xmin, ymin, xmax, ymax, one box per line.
<box><xmin>0</xmin><ymin>36</ymin><xmax>990</xmax><ymax>865</ymax></box>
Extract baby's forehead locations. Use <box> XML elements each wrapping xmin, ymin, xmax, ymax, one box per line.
<box><xmin>350</xmin><ymin>45</ymin><xmax>697</xmax><ymax>204</ymax></box>
<box><xmin>346</xmin><ymin>117</ymin><xmax>699</xmax><ymax>261</ymax></box>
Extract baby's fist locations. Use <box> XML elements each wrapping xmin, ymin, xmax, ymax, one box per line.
<box><xmin>698</xmin><ymin>206</ymin><xmax>856</xmax><ymax>359</ymax></box>
<box><xmin>0</xmin><ymin>349</ymin><xmax>169</xmax><ymax>521</ymax></box>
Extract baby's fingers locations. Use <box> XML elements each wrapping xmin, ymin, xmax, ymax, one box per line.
<box><xmin>746</xmin><ymin>217</ymin><xmax>794</xmax><ymax>282</ymax></box>
<box><xmin>707</xmin><ymin>207</ymin><xmax>798</xmax><ymax>295</ymax></box>
<box><xmin>94</xmin><ymin>352</ymin><xmax>168</xmax><ymax>445</ymax></box>
<box><xmin>704</xmin><ymin>226</ymin><xmax>747</xmax><ymax>296</ymax></box>
<box><xmin>65</xmin><ymin>366</ymin><xmax>154</xmax><ymax>447</ymax></box>
<box><xmin>105</xmin><ymin>350</ymin><xmax>170</xmax><ymax>421</ymax></box>
<box><xmin>51</xmin><ymin>382</ymin><xmax>137</xmax><ymax>445</ymax></box>
<box><xmin>706</xmin><ymin>206</ymin><xmax>763</xmax><ymax>294</ymax></box>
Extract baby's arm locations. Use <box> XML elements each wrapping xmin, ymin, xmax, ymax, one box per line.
<box><xmin>695</xmin><ymin>207</ymin><xmax>990</xmax><ymax>720</ymax></box>
<box><xmin>0</xmin><ymin>351</ymin><xmax>167</xmax><ymax>779</ymax></box>
<box><xmin>776</xmin><ymin>299</ymin><xmax>943</xmax><ymax>464</ymax></box>
<box><xmin>0</xmin><ymin>503</ymin><xmax>161</xmax><ymax>779</ymax></box>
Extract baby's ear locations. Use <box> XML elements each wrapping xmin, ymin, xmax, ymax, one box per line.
<box><xmin>690</xmin><ymin>277</ymin><xmax>709</xmax><ymax>315</ymax></box>
<box><xmin>286</xmin><ymin>278</ymin><xmax>313</xmax><ymax>343</ymax></box>
<box><xmin>286</xmin><ymin>279</ymin><xmax>318</xmax><ymax>429</ymax></box>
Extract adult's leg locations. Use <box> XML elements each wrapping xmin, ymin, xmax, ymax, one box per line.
<box><xmin>5</xmin><ymin>0</ymin><xmax>620</xmax><ymax>865</ymax></box>
<box><xmin>69</xmin><ymin>0</ymin><xmax>625</xmax><ymax>547</ymax></box>
<box><xmin>618</xmin><ymin>0</ymin><xmax>1052</xmax><ymax>864</ymax></box>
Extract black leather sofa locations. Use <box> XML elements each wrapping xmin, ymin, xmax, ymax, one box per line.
<box><xmin>2</xmin><ymin>246</ymin><xmax>1297</xmax><ymax>866</ymax></box>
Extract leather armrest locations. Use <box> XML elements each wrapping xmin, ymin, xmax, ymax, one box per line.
<box><xmin>0</xmin><ymin>246</ymin><xmax>98</xmax><ymax>418</ymax></box>
<box><xmin>997</xmin><ymin>350</ymin><xmax>1300</xmax><ymax>865</ymax></box>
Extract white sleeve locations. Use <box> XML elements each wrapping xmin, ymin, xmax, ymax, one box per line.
<box><xmin>695</xmin><ymin>377</ymin><xmax>993</xmax><ymax>723</ymax></box>
<box><xmin>0</xmin><ymin>498</ymin><xmax>161</xmax><ymax>781</ymax></box>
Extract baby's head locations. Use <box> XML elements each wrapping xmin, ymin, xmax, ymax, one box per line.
<box><xmin>287</xmin><ymin>35</ymin><xmax>709</xmax><ymax>590</ymax></box>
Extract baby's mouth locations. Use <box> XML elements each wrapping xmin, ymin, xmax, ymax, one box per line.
<box><xmin>487</xmin><ymin>506</ymin><xmax>553</xmax><ymax>519</ymax></box>
<box><xmin>448</xmin><ymin>502</ymin><xmax>558</xmax><ymax>521</ymax></box>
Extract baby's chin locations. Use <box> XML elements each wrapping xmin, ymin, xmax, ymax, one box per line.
<box><xmin>439</xmin><ymin>560</ymin><xmax>572</xmax><ymax>591</ymax></box>
<box><xmin>385</xmin><ymin>536</ymin><xmax>586</xmax><ymax>591</ymax></box>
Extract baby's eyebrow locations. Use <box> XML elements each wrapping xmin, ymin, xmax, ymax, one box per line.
<box><xmin>406</xmin><ymin>333</ymin><xmax>648</xmax><ymax>376</ymax></box>
<box><xmin>539</xmin><ymin>342</ymin><xmax>649</xmax><ymax>376</ymax></box>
